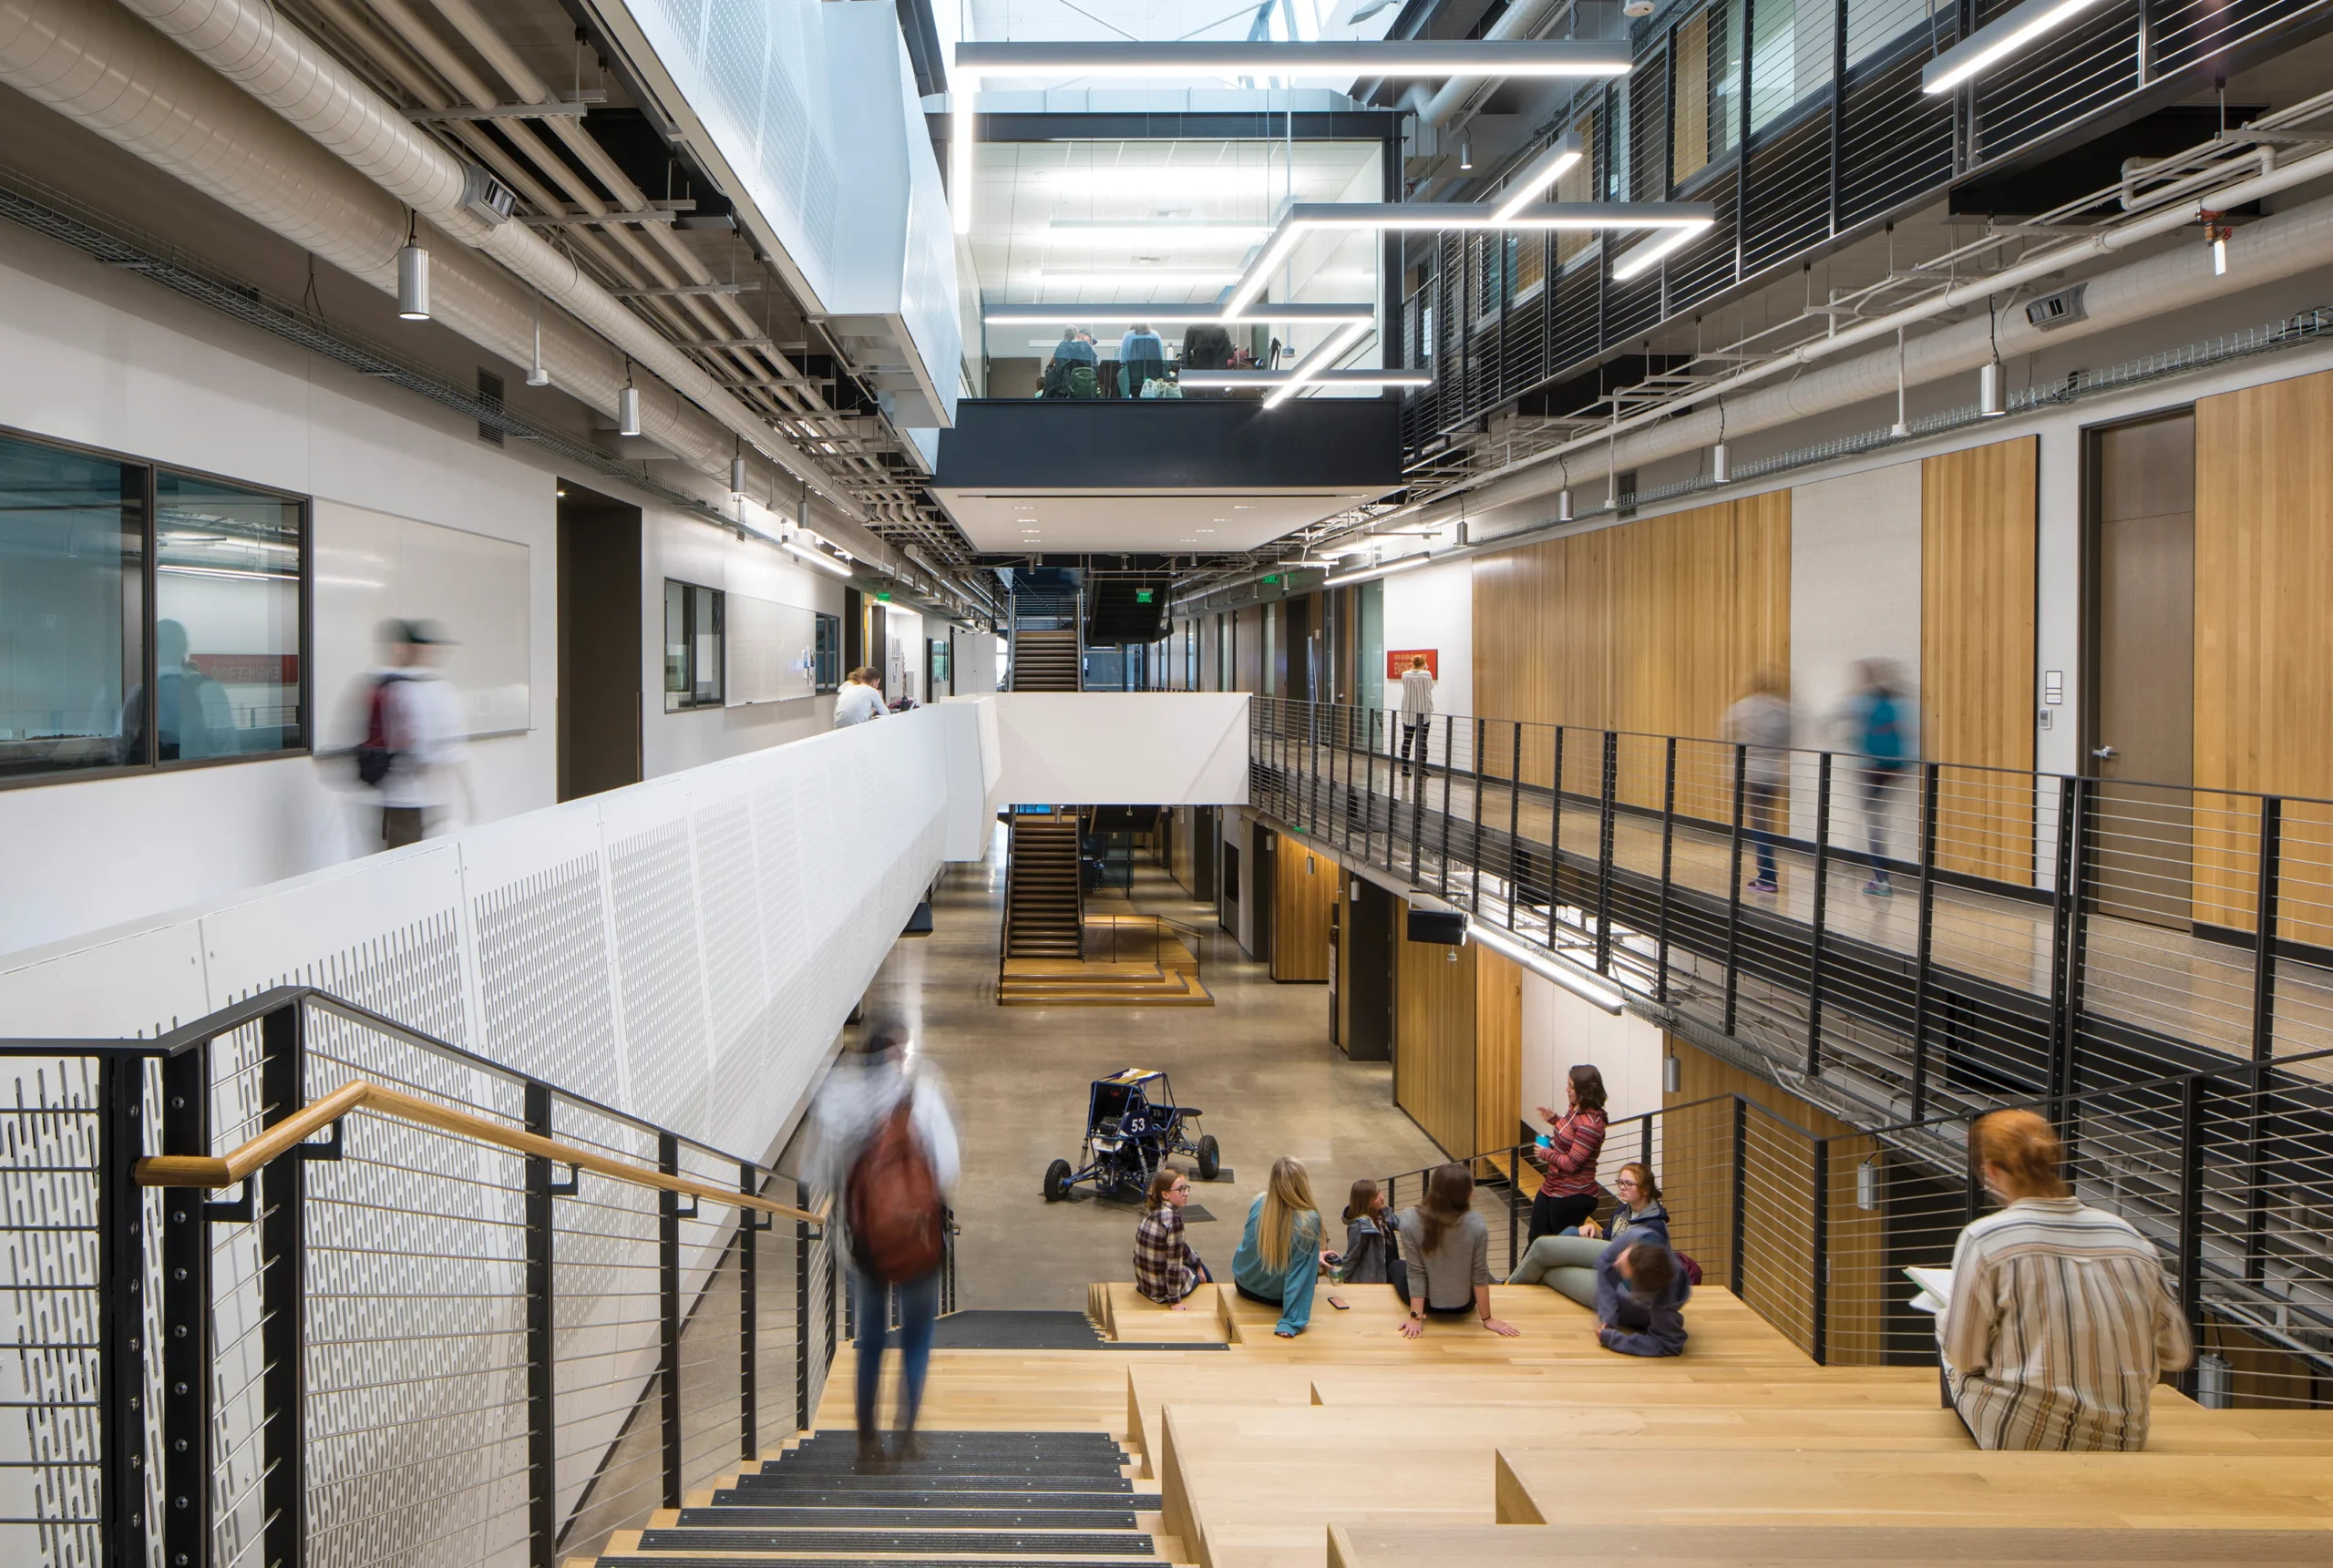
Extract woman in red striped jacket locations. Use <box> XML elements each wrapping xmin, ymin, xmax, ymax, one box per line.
<box><xmin>1528</xmin><ymin>1065</ymin><xmax>1609</xmax><ymax>1245</ymax></box>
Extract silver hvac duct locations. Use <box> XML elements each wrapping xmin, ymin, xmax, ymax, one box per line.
<box><xmin>1403</xmin><ymin>0</ymin><xmax>1567</xmax><ymax>128</ymax></box>
<box><xmin>1418</xmin><ymin>165</ymin><xmax>2333</xmax><ymax>536</ymax></box>
<box><xmin>0</xmin><ymin>0</ymin><xmax>912</xmax><ymax>571</ymax></box>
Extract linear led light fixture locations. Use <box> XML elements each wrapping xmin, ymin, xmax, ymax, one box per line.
<box><xmin>1610</xmin><ymin>224</ymin><xmax>1703</xmax><ymax>282</ymax></box>
<box><xmin>1264</xmin><ymin>318</ymin><xmax>1373</xmax><ymax>409</ymax></box>
<box><xmin>1045</xmin><ymin>220</ymin><xmax>1274</xmax><ymax>241</ymax></box>
<box><xmin>1228</xmin><ymin>201</ymin><xmax>1716</xmax><ymax>313</ymax></box>
<box><xmin>781</xmin><ymin>539</ymin><xmax>853</xmax><ymax>578</ymax></box>
<box><xmin>1466</xmin><ymin>919</ymin><xmax>1627</xmax><ymax>1013</ymax></box>
<box><xmin>951</xmin><ymin>40</ymin><xmax>1632</xmax><ymax>235</ymax></box>
<box><xmin>1178</xmin><ymin>368</ymin><xmax>1434</xmax><ymax>388</ymax></box>
<box><xmin>1322</xmin><ymin>551</ymin><xmax>1434</xmax><ymax>587</ymax></box>
<box><xmin>1920</xmin><ymin>0</ymin><xmax>2112</xmax><ymax>93</ymax></box>
<box><xmin>981</xmin><ymin>302</ymin><xmax>1376</xmax><ymax>325</ymax></box>
<box><xmin>1491</xmin><ymin>133</ymin><xmax>1587</xmax><ymax>222</ymax></box>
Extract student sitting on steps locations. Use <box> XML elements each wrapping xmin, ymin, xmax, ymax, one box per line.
<box><xmin>1593</xmin><ymin>1238</ymin><xmax>1690</xmax><ymax>1357</ymax></box>
<box><xmin>1231</xmin><ymin>1156</ymin><xmax>1327</xmax><ymax>1337</ymax></box>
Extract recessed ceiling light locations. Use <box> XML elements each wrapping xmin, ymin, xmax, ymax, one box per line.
<box><xmin>1195</xmin><ymin>528</ymin><xmax>1215</xmax><ymax>534</ymax></box>
<box><xmin>1231</xmin><ymin>504</ymin><xmax>1253</xmax><ymax>510</ymax></box>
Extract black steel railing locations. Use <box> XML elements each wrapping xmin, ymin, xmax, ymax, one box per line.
<box><xmin>1250</xmin><ymin>696</ymin><xmax>2333</xmax><ymax>1123</ymax></box>
<box><xmin>0</xmin><ymin>986</ymin><xmax>845</xmax><ymax>1568</ymax></box>
<box><xmin>1380</xmin><ymin>1063</ymin><xmax>2333</xmax><ymax>1404</ymax></box>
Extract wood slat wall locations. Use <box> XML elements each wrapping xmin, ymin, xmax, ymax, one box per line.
<box><xmin>2194</xmin><ymin>368</ymin><xmax>2333</xmax><ymax>942</ymax></box>
<box><xmin>1394</xmin><ymin>902</ymin><xmax>1477</xmax><ymax>1157</ymax></box>
<box><xmin>1920</xmin><ymin>437</ymin><xmax>2038</xmax><ymax>885</ymax></box>
<box><xmin>1271</xmin><ymin>839</ymin><xmax>1337</xmax><ymax>982</ymax></box>
<box><xmin>1471</xmin><ymin>496</ymin><xmax>1791</xmax><ymax>821</ymax></box>
<box><xmin>1235</xmin><ymin>605</ymin><xmax>1264</xmax><ymax>694</ymax></box>
<box><xmin>1475</xmin><ymin>947</ymin><xmax>1524</xmax><ymax>1179</ymax></box>
<box><xmin>1660</xmin><ymin>1039</ymin><xmax>1883</xmax><ymax>1362</ymax></box>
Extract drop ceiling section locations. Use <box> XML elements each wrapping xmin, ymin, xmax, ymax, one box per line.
<box><xmin>939</xmin><ymin>490</ymin><xmax>1375</xmax><ymax>554</ymax></box>
<box><xmin>971</xmin><ymin>138</ymin><xmax>1384</xmax><ymax>361</ymax></box>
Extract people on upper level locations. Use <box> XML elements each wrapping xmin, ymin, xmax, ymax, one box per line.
<box><xmin>1938</xmin><ymin>1108</ymin><xmax>2192</xmax><ymax>1450</ymax></box>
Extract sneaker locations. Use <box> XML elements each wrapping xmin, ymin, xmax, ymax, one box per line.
<box><xmin>1864</xmin><ymin>878</ymin><xmax>1893</xmax><ymax>897</ymax></box>
<box><xmin>1746</xmin><ymin>877</ymin><xmax>1778</xmax><ymax>894</ymax></box>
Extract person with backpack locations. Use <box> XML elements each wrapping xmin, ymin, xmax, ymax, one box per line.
<box><xmin>1845</xmin><ymin>659</ymin><xmax>1911</xmax><ymax>896</ymax></box>
<box><xmin>807</xmin><ymin>1017</ymin><xmax>960</xmax><ymax>1468</ymax></box>
<box><xmin>358</xmin><ymin>619</ymin><xmax>474</xmax><ymax>850</ymax></box>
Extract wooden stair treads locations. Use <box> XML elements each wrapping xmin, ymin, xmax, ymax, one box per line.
<box><xmin>1326</xmin><ymin>1524</ymin><xmax>2333</xmax><ymax>1568</ymax></box>
<box><xmin>1006</xmin><ymin>816</ymin><xmax>1084</xmax><ymax>960</ymax></box>
<box><xmin>1493</xmin><ymin>1447</ymin><xmax>2333</xmax><ymax>1530</ymax></box>
<box><xmin>1091</xmin><ymin>1283</ymin><xmax>1231</xmax><ymax>1348</ymax></box>
<box><xmin>1012</xmin><ymin>631</ymin><xmax>1084</xmax><ymax>692</ymax></box>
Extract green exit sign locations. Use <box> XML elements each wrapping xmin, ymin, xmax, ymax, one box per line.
<box><xmin>876</xmin><ymin>590</ymin><xmax>893</xmax><ymax>601</ymax></box>
<box><xmin>1262</xmin><ymin>574</ymin><xmax>1280</xmax><ymax>585</ymax></box>
<box><xmin>1135</xmin><ymin>589</ymin><xmax>1154</xmax><ymax>604</ymax></box>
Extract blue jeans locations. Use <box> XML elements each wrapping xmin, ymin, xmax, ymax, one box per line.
<box><xmin>851</xmin><ymin>1267</ymin><xmax>940</xmax><ymax>1434</ymax></box>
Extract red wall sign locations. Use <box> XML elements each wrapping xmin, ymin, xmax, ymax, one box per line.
<box><xmin>1386</xmin><ymin>649</ymin><xmax>1438</xmax><ymax>679</ymax></box>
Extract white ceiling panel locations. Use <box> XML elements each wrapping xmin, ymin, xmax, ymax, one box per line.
<box><xmin>934</xmin><ymin>488</ymin><xmax>1372</xmax><ymax>553</ymax></box>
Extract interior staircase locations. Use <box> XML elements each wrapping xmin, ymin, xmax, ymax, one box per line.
<box><xmin>1004</xmin><ymin>814</ymin><xmax>1084</xmax><ymax>960</ymax></box>
<box><xmin>584</xmin><ymin>1429</ymin><xmax>1164</xmax><ymax>1567</ymax></box>
<box><xmin>998</xmin><ymin>917</ymin><xmax>1213</xmax><ymax>1006</ymax></box>
<box><xmin>1010</xmin><ymin>630</ymin><xmax>1083</xmax><ymax>691</ymax></box>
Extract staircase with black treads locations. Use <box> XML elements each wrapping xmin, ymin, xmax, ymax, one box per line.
<box><xmin>583</xmin><ymin>1430</ymin><xmax>1167</xmax><ymax>1568</ymax></box>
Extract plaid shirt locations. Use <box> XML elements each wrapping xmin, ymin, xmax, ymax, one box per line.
<box><xmin>1537</xmin><ymin>1107</ymin><xmax>1608</xmax><ymax>1199</ymax></box>
<box><xmin>1939</xmin><ymin>1196</ymin><xmax>2193</xmax><ymax>1450</ymax></box>
<box><xmin>1133</xmin><ymin>1204</ymin><xmax>1199</xmax><ymax>1304</ymax></box>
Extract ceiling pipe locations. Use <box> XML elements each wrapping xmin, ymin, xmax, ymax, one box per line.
<box><xmin>84</xmin><ymin>0</ymin><xmax>876</xmax><ymax>528</ymax></box>
<box><xmin>0</xmin><ymin>0</ymin><xmax>910</xmax><ymax>572</ymax></box>
<box><xmin>1408</xmin><ymin>159</ymin><xmax>2333</xmax><ymax>533</ymax></box>
<box><xmin>1403</xmin><ymin>0</ymin><xmax>1567</xmax><ymax>128</ymax></box>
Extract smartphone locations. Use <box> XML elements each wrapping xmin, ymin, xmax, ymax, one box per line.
<box><xmin>1326</xmin><ymin>1295</ymin><xmax>1350</xmax><ymax>1310</ymax></box>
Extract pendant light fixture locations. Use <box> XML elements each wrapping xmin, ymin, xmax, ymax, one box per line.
<box><xmin>1556</xmin><ymin>456</ymin><xmax>1574</xmax><ymax>522</ymax></box>
<box><xmin>526</xmin><ymin>293</ymin><xmax>550</xmax><ymax>386</ymax></box>
<box><xmin>1888</xmin><ymin>326</ymin><xmax>1909</xmax><ymax>439</ymax></box>
<box><xmin>1978</xmin><ymin>301</ymin><xmax>2006</xmax><ymax>416</ymax></box>
<box><xmin>1458</xmin><ymin>134</ymin><xmax>1473</xmax><ymax>171</ymax></box>
<box><xmin>617</xmin><ymin>363</ymin><xmax>642</xmax><ymax>437</ymax></box>
<box><xmin>730</xmin><ymin>440</ymin><xmax>748</xmax><ymax>499</ymax></box>
<box><xmin>1710</xmin><ymin>401</ymin><xmax>1730</xmax><ymax>484</ymax></box>
<box><xmin>396</xmin><ymin>211</ymin><xmax>430</xmax><ymax>322</ymax></box>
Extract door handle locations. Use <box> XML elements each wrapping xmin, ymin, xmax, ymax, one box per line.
<box><xmin>2091</xmin><ymin>745</ymin><xmax>2118</xmax><ymax>760</ymax></box>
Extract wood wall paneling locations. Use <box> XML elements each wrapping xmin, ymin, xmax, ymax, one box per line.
<box><xmin>2195</xmin><ymin>370</ymin><xmax>2333</xmax><ymax>942</ymax></box>
<box><xmin>1660</xmin><ymin>1039</ymin><xmax>1882</xmax><ymax>1361</ymax></box>
<box><xmin>1271</xmin><ymin>840</ymin><xmax>1337</xmax><ymax>982</ymax></box>
<box><xmin>1394</xmin><ymin>899</ymin><xmax>1478</xmax><ymax>1157</ymax></box>
<box><xmin>1475</xmin><ymin>947</ymin><xmax>1524</xmax><ymax>1182</ymax></box>
<box><xmin>1471</xmin><ymin>496</ymin><xmax>1790</xmax><ymax>824</ymax></box>
<box><xmin>1234</xmin><ymin>605</ymin><xmax>1263</xmax><ymax>694</ymax></box>
<box><xmin>1920</xmin><ymin>437</ymin><xmax>2038</xmax><ymax>884</ymax></box>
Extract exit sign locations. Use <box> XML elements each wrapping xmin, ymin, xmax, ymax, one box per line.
<box><xmin>1262</xmin><ymin>574</ymin><xmax>1280</xmax><ymax>585</ymax></box>
<box><xmin>876</xmin><ymin>590</ymin><xmax>893</xmax><ymax>601</ymax></box>
<box><xmin>1135</xmin><ymin>589</ymin><xmax>1154</xmax><ymax>604</ymax></box>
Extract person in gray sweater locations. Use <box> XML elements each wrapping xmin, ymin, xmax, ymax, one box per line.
<box><xmin>1392</xmin><ymin>1164</ymin><xmax>1520</xmax><ymax>1337</ymax></box>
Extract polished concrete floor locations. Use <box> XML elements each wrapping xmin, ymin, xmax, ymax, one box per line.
<box><xmin>859</xmin><ymin>823</ymin><xmax>1445</xmax><ymax>1312</ymax></box>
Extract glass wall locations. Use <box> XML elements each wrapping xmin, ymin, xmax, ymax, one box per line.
<box><xmin>0</xmin><ymin>425</ymin><xmax>308</xmax><ymax>783</ymax></box>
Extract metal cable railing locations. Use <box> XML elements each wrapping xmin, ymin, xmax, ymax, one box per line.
<box><xmin>0</xmin><ymin>987</ymin><xmax>844</xmax><ymax>1568</ymax></box>
<box><xmin>1250</xmin><ymin>697</ymin><xmax>2333</xmax><ymax>1122</ymax></box>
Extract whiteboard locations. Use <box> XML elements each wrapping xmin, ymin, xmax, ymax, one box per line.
<box><xmin>313</xmin><ymin>500</ymin><xmax>532</xmax><ymax>746</ymax></box>
<box><xmin>725</xmin><ymin>592</ymin><xmax>817</xmax><ymax>706</ymax></box>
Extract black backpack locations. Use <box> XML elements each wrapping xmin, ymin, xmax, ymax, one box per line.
<box><xmin>355</xmin><ymin>672</ymin><xmax>406</xmax><ymax>787</ymax></box>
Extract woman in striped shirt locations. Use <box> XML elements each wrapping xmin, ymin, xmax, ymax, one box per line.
<box><xmin>1938</xmin><ymin>1109</ymin><xmax>2192</xmax><ymax>1450</ymax></box>
<box><xmin>1527</xmin><ymin>1065</ymin><xmax>1609</xmax><ymax>1245</ymax></box>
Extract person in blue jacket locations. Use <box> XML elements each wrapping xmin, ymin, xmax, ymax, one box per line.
<box><xmin>1594</xmin><ymin>1237</ymin><xmax>1690</xmax><ymax>1357</ymax></box>
<box><xmin>1846</xmin><ymin>660</ymin><xmax>1910</xmax><ymax>896</ymax></box>
<box><xmin>1231</xmin><ymin>1155</ymin><xmax>1325</xmax><ymax>1337</ymax></box>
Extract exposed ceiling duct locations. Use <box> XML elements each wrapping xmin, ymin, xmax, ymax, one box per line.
<box><xmin>0</xmin><ymin>0</ymin><xmax>932</xmax><ymax>576</ymax></box>
<box><xmin>1406</xmin><ymin>150</ymin><xmax>2333</xmax><ymax>536</ymax></box>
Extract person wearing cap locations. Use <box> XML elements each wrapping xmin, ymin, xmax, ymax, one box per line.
<box><xmin>376</xmin><ymin>618</ymin><xmax>475</xmax><ymax>849</ymax></box>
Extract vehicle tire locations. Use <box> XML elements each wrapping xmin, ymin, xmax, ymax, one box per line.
<box><xmin>1196</xmin><ymin>1134</ymin><xmax>1221</xmax><ymax>1182</ymax></box>
<box><xmin>1043</xmin><ymin>1159</ymin><xmax>1073</xmax><ymax>1203</ymax></box>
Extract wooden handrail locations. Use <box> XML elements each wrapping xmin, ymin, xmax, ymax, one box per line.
<box><xmin>134</xmin><ymin>1079</ymin><xmax>826</xmax><ymax>1225</ymax></box>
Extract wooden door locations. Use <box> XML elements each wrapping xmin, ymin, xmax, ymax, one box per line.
<box><xmin>1394</xmin><ymin>900</ymin><xmax>1477</xmax><ymax>1155</ymax></box>
<box><xmin>1271</xmin><ymin>839</ymin><xmax>1335</xmax><ymax>981</ymax></box>
<box><xmin>2088</xmin><ymin>413</ymin><xmax>2195</xmax><ymax>927</ymax></box>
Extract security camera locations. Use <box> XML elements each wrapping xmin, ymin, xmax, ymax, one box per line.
<box><xmin>1623</xmin><ymin>0</ymin><xmax>1655</xmax><ymax>15</ymax></box>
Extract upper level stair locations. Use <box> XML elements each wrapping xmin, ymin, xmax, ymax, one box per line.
<box><xmin>1011</xmin><ymin>630</ymin><xmax>1083</xmax><ymax>691</ymax></box>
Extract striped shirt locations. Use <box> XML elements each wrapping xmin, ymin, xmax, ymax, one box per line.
<box><xmin>1537</xmin><ymin>1107</ymin><xmax>1607</xmax><ymax>1199</ymax></box>
<box><xmin>1133</xmin><ymin>1204</ymin><xmax>1200</xmax><ymax>1304</ymax></box>
<box><xmin>1937</xmin><ymin>1196</ymin><xmax>2193</xmax><ymax>1451</ymax></box>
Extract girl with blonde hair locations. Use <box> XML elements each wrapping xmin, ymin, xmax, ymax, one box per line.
<box><xmin>1230</xmin><ymin>1155</ymin><xmax>1325</xmax><ymax>1337</ymax></box>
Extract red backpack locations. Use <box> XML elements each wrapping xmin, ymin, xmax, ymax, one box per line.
<box><xmin>846</xmin><ymin>1098</ymin><xmax>945</xmax><ymax>1282</ymax></box>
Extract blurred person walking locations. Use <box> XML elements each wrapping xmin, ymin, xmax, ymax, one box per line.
<box><xmin>1725</xmin><ymin>671</ymin><xmax>1793</xmax><ymax>893</ymax></box>
<box><xmin>361</xmin><ymin>619</ymin><xmax>474</xmax><ymax>850</ymax></box>
<box><xmin>1845</xmin><ymin>660</ymin><xmax>1910</xmax><ymax>895</ymax></box>
<box><xmin>807</xmin><ymin>1018</ymin><xmax>961</xmax><ymax>1467</ymax></box>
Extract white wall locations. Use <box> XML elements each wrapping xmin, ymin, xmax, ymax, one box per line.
<box><xmin>950</xmin><ymin>627</ymin><xmax>1002</xmax><ymax>696</ymax></box>
<box><xmin>1517</xmin><ymin>971</ymin><xmax>1667</xmax><ymax>1143</ymax></box>
<box><xmin>642</xmin><ymin>503</ymin><xmax>846</xmax><ymax>777</ymax></box>
<box><xmin>1376</xmin><ymin>557</ymin><xmax>1474</xmax><ymax>716</ymax></box>
<box><xmin>0</xmin><ymin>219</ymin><xmax>558</xmax><ymax>957</ymax></box>
<box><xmin>976</xmin><ymin>693</ymin><xmax>1251</xmax><ymax>808</ymax></box>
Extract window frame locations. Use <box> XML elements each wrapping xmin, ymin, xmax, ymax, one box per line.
<box><xmin>663</xmin><ymin>578</ymin><xmax>726</xmax><ymax>712</ymax></box>
<box><xmin>813</xmin><ymin>611</ymin><xmax>841</xmax><ymax>693</ymax></box>
<box><xmin>0</xmin><ymin>419</ymin><xmax>313</xmax><ymax>792</ymax></box>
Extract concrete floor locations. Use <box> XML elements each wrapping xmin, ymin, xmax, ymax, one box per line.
<box><xmin>859</xmin><ymin>823</ymin><xmax>1445</xmax><ymax>1312</ymax></box>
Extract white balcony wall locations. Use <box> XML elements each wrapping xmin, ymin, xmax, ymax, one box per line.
<box><xmin>965</xmin><ymin>692</ymin><xmax>1251</xmax><ymax>807</ymax></box>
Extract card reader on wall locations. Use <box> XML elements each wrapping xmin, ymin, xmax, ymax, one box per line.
<box><xmin>1406</xmin><ymin>908</ymin><xmax>1466</xmax><ymax>945</ymax></box>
